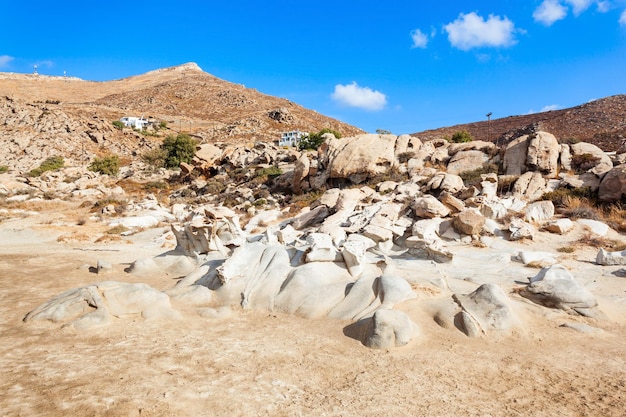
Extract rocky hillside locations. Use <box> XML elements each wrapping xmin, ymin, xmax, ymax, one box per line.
<box><xmin>412</xmin><ymin>94</ymin><xmax>626</xmax><ymax>152</ymax></box>
<box><xmin>0</xmin><ymin>63</ymin><xmax>363</xmax><ymax>172</ymax></box>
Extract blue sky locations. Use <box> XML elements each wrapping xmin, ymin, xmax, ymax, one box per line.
<box><xmin>2</xmin><ymin>1</ymin><xmax>625</xmax><ymax>134</ymax></box>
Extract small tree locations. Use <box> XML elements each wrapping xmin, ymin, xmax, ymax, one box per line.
<box><xmin>89</xmin><ymin>155</ymin><xmax>120</xmax><ymax>176</ymax></box>
<box><xmin>112</xmin><ymin>120</ymin><xmax>125</xmax><ymax>130</ymax></box>
<box><xmin>450</xmin><ymin>130</ymin><xmax>473</xmax><ymax>143</ymax></box>
<box><xmin>161</xmin><ymin>134</ymin><xmax>197</xmax><ymax>168</ymax></box>
<box><xmin>298</xmin><ymin>128</ymin><xmax>342</xmax><ymax>151</ymax></box>
<box><xmin>376</xmin><ymin>129</ymin><xmax>392</xmax><ymax>135</ymax></box>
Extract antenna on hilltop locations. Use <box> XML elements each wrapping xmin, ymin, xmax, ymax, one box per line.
<box><xmin>486</xmin><ymin>112</ymin><xmax>493</xmax><ymax>143</ymax></box>
<box><xmin>33</xmin><ymin>65</ymin><xmax>38</xmax><ymax>75</ymax></box>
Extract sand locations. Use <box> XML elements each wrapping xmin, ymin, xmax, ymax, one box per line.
<box><xmin>1</xmin><ymin>207</ymin><xmax>625</xmax><ymax>417</ymax></box>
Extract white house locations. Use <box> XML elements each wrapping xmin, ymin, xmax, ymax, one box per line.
<box><xmin>278</xmin><ymin>130</ymin><xmax>307</xmax><ymax>147</ymax></box>
<box><xmin>119</xmin><ymin>116</ymin><xmax>149</xmax><ymax>130</ymax></box>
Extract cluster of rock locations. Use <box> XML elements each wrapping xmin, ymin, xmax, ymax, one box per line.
<box><xmin>25</xmin><ymin>179</ymin><xmax>621</xmax><ymax>348</ymax></box>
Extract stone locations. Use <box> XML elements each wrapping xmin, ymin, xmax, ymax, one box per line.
<box><xmin>453</xmin><ymin>209</ymin><xmax>485</xmax><ymax>236</ymax></box>
<box><xmin>596</xmin><ymin>248</ymin><xmax>626</xmax><ymax>266</ymax></box>
<box><xmin>364</xmin><ymin>309</ymin><xmax>417</xmax><ymax>349</ymax></box>
<box><xmin>291</xmin><ymin>205</ymin><xmax>330</xmax><ymax>230</ymax></box>
<box><xmin>305</xmin><ymin>233</ymin><xmax>340</xmax><ymax>262</ymax></box>
<box><xmin>426</xmin><ymin>172</ymin><xmax>465</xmax><ymax>194</ymax></box>
<box><xmin>526</xmin><ymin>131</ymin><xmax>560</xmax><ymax>177</ymax></box>
<box><xmin>577</xmin><ymin>219</ymin><xmax>609</xmax><ymax>236</ymax></box>
<box><xmin>598</xmin><ymin>164</ymin><xmax>626</xmax><ymax>202</ymax></box>
<box><xmin>326</xmin><ymin>134</ymin><xmax>397</xmax><ymax>183</ymax></box>
<box><xmin>544</xmin><ymin>218</ymin><xmax>574</xmax><ymax>234</ymax></box>
<box><xmin>503</xmin><ymin>135</ymin><xmax>530</xmax><ymax>176</ymax></box>
<box><xmin>570</xmin><ymin>142</ymin><xmax>613</xmax><ymax>176</ymax></box>
<box><xmin>24</xmin><ymin>281</ymin><xmax>176</xmax><ymax>329</ymax></box>
<box><xmin>412</xmin><ymin>195</ymin><xmax>451</xmax><ymax>218</ymax></box>
<box><xmin>439</xmin><ymin>191</ymin><xmax>465</xmax><ymax>213</ymax></box>
<box><xmin>513</xmin><ymin>171</ymin><xmax>547</xmax><ymax>202</ymax></box>
<box><xmin>341</xmin><ymin>240</ymin><xmax>367</xmax><ymax>277</ymax></box>
<box><xmin>508</xmin><ymin>217</ymin><xmax>535</xmax><ymax>240</ymax></box>
<box><xmin>446</xmin><ymin>150</ymin><xmax>489</xmax><ymax>176</ymax></box>
<box><xmin>523</xmin><ymin>200</ymin><xmax>555</xmax><ymax>223</ymax></box>
<box><xmin>453</xmin><ymin>283</ymin><xmax>518</xmax><ymax>337</ymax></box>
<box><xmin>517</xmin><ymin>251</ymin><xmax>558</xmax><ymax>266</ymax></box>
<box><xmin>292</xmin><ymin>154</ymin><xmax>310</xmax><ymax>194</ymax></box>
<box><xmin>524</xmin><ymin>264</ymin><xmax>600</xmax><ymax>317</ymax></box>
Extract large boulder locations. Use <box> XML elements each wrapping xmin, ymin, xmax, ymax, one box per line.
<box><xmin>513</xmin><ymin>171</ymin><xmax>547</xmax><ymax>201</ymax></box>
<box><xmin>596</xmin><ymin>248</ymin><xmax>626</xmax><ymax>266</ymax></box>
<box><xmin>413</xmin><ymin>195</ymin><xmax>451</xmax><ymax>218</ymax></box>
<box><xmin>526</xmin><ymin>131</ymin><xmax>560</xmax><ymax>178</ymax></box>
<box><xmin>523</xmin><ymin>264</ymin><xmax>600</xmax><ymax>317</ymax></box>
<box><xmin>503</xmin><ymin>135</ymin><xmax>531</xmax><ymax>176</ymax></box>
<box><xmin>453</xmin><ymin>209</ymin><xmax>485</xmax><ymax>236</ymax></box>
<box><xmin>325</xmin><ymin>134</ymin><xmax>397</xmax><ymax>183</ymax></box>
<box><xmin>598</xmin><ymin>164</ymin><xmax>626</xmax><ymax>202</ymax></box>
<box><xmin>23</xmin><ymin>281</ymin><xmax>177</xmax><ymax>330</ymax></box>
<box><xmin>446</xmin><ymin>150</ymin><xmax>489</xmax><ymax>176</ymax></box>
<box><xmin>570</xmin><ymin>142</ymin><xmax>613</xmax><ymax>176</ymax></box>
<box><xmin>453</xmin><ymin>283</ymin><xmax>518</xmax><ymax>337</ymax></box>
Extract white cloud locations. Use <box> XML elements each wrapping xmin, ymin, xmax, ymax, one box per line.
<box><xmin>564</xmin><ymin>0</ymin><xmax>594</xmax><ymax>15</ymax></box>
<box><xmin>541</xmin><ymin>104</ymin><xmax>560</xmax><ymax>112</ymax></box>
<box><xmin>410</xmin><ymin>29</ymin><xmax>429</xmax><ymax>48</ymax></box>
<box><xmin>596</xmin><ymin>1</ymin><xmax>610</xmax><ymax>13</ymax></box>
<box><xmin>444</xmin><ymin>12</ymin><xmax>517</xmax><ymax>50</ymax></box>
<box><xmin>620</xmin><ymin>9</ymin><xmax>626</xmax><ymax>25</ymax></box>
<box><xmin>0</xmin><ymin>55</ymin><xmax>14</xmax><ymax>68</ymax></box>
<box><xmin>533</xmin><ymin>0</ymin><xmax>568</xmax><ymax>25</ymax></box>
<box><xmin>527</xmin><ymin>104</ymin><xmax>560</xmax><ymax>114</ymax></box>
<box><xmin>331</xmin><ymin>82</ymin><xmax>387</xmax><ymax>111</ymax></box>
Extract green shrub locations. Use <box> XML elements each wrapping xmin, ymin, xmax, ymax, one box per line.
<box><xmin>89</xmin><ymin>155</ymin><xmax>120</xmax><ymax>176</ymax></box>
<box><xmin>450</xmin><ymin>130</ymin><xmax>473</xmax><ymax>143</ymax></box>
<box><xmin>458</xmin><ymin>163</ymin><xmax>499</xmax><ymax>187</ymax></box>
<box><xmin>159</xmin><ymin>121</ymin><xmax>168</xmax><ymax>129</ymax></box>
<box><xmin>28</xmin><ymin>156</ymin><xmax>64</xmax><ymax>177</ymax></box>
<box><xmin>298</xmin><ymin>128</ymin><xmax>342</xmax><ymax>151</ymax></box>
<box><xmin>161</xmin><ymin>134</ymin><xmax>197</xmax><ymax>168</ymax></box>
<box><xmin>255</xmin><ymin>165</ymin><xmax>282</xmax><ymax>178</ymax></box>
<box><xmin>0</xmin><ymin>165</ymin><xmax>8</xmax><ymax>174</ymax></box>
<box><xmin>112</xmin><ymin>120</ymin><xmax>125</xmax><ymax>130</ymax></box>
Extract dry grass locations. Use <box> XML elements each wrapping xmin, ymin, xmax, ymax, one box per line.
<box><xmin>576</xmin><ymin>233</ymin><xmax>626</xmax><ymax>250</ymax></box>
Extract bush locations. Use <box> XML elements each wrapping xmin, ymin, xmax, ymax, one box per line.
<box><xmin>458</xmin><ymin>163</ymin><xmax>499</xmax><ymax>187</ymax></box>
<box><xmin>142</xmin><ymin>147</ymin><xmax>168</xmax><ymax>169</ymax></box>
<box><xmin>298</xmin><ymin>128</ymin><xmax>342</xmax><ymax>151</ymax></box>
<box><xmin>161</xmin><ymin>134</ymin><xmax>197</xmax><ymax>168</ymax></box>
<box><xmin>0</xmin><ymin>165</ymin><xmax>8</xmax><ymax>174</ymax></box>
<box><xmin>112</xmin><ymin>120</ymin><xmax>125</xmax><ymax>130</ymax></box>
<box><xmin>89</xmin><ymin>155</ymin><xmax>120</xmax><ymax>176</ymax></box>
<box><xmin>450</xmin><ymin>130</ymin><xmax>473</xmax><ymax>143</ymax></box>
<box><xmin>571</xmin><ymin>153</ymin><xmax>600</xmax><ymax>174</ymax></box>
<box><xmin>255</xmin><ymin>165</ymin><xmax>283</xmax><ymax>178</ymax></box>
<box><xmin>28</xmin><ymin>156</ymin><xmax>64</xmax><ymax>177</ymax></box>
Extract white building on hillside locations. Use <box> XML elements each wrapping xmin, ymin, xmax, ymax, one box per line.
<box><xmin>278</xmin><ymin>130</ymin><xmax>307</xmax><ymax>147</ymax></box>
<box><xmin>119</xmin><ymin>116</ymin><xmax>149</xmax><ymax>130</ymax></box>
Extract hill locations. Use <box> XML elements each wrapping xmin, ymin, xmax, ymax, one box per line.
<box><xmin>0</xmin><ymin>63</ymin><xmax>363</xmax><ymax>172</ymax></box>
<box><xmin>411</xmin><ymin>94</ymin><xmax>626</xmax><ymax>151</ymax></box>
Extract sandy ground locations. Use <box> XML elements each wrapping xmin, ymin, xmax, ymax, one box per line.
<box><xmin>1</xmin><ymin>206</ymin><xmax>625</xmax><ymax>417</ymax></box>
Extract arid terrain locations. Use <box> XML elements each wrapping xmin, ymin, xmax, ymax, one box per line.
<box><xmin>1</xmin><ymin>64</ymin><xmax>625</xmax><ymax>417</ymax></box>
<box><xmin>1</xmin><ymin>201</ymin><xmax>625</xmax><ymax>416</ymax></box>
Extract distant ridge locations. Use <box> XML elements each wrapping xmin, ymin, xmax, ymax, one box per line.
<box><xmin>411</xmin><ymin>94</ymin><xmax>626</xmax><ymax>152</ymax></box>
